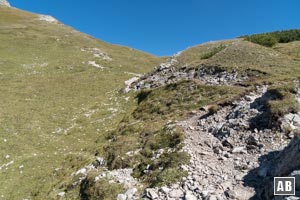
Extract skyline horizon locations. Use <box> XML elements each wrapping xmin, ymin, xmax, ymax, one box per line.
<box><xmin>7</xmin><ymin>0</ymin><xmax>300</xmax><ymax>56</ymax></box>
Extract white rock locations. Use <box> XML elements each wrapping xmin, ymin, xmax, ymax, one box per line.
<box><xmin>88</xmin><ymin>61</ymin><xmax>103</xmax><ymax>69</ymax></box>
<box><xmin>293</xmin><ymin>114</ymin><xmax>300</xmax><ymax>126</ymax></box>
<box><xmin>185</xmin><ymin>192</ymin><xmax>198</xmax><ymax>200</ymax></box>
<box><xmin>39</xmin><ymin>15</ymin><xmax>58</xmax><ymax>23</ymax></box>
<box><xmin>96</xmin><ymin>157</ymin><xmax>105</xmax><ymax>166</ymax></box>
<box><xmin>124</xmin><ymin>77</ymin><xmax>139</xmax><ymax>93</ymax></box>
<box><xmin>57</xmin><ymin>192</ymin><xmax>65</xmax><ymax>197</ymax></box>
<box><xmin>285</xmin><ymin>113</ymin><xmax>295</xmax><ymax>122</ymax></box>
<box><xmin>75</xmin><ymin>168</ymin><xmax>87</xmax><ymax>175</ymax></box>
<box><xmin>244</xmin><ymin>95</ymin><xmax>255</xmax><ymax>102</ymax></box>
<box><xmin>201</xmin><ymin>190</ymin><xmax>210</xmax><ymax>198</ymax></box>
<box><xmin>125</xmin><ymin>188</ymin><xmax>137</xmax><ymax>199</ymax></box>
<box><xmin>160</xmin><ymin>186</ymin><xmax>171</xmax><ymax>194</ymax></box>
<box><xmin>0</xmin><ymin>0</ymin><xmax>10</xmax><ymax>7</ymax></box>
<box><xmin>169</xmin><ymin>189</ymin><xmax>184</xmax><ymax>198</ymax></box>
<box><xmin>232</xmin><ymin>147</ymin><xmax>246</xmax><ymax>154</ymax></box>
<box><xmin>208</xmin><ymin>195</ymin><xmax>218</xmax><ymax>200</ymax></box>
<box><xmin>146</xmin><ymin>188</ymin><xmax>159</xmax><ymax>199</ymax></box>
<box><xmin>117</xmin><ymin>194</ymin><xmax>127</xmax><ymax>200</ymax></box>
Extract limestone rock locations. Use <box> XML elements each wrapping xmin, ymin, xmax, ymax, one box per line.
<box><xmin>169</xmin><ymin>189</ymin><xmax>184</xmax><ymax>198</ymax></box>
<box><xmin>0</xmin><ymin>0</ymin><xmax>10</xmax><ymax>7</ymax></box>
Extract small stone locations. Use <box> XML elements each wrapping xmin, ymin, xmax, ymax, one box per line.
<box><xmin>208</xmin><ymin>195</ymin><xmax>218</xmax><ymax>200</ymax></box>
<box><xmin>117</xmin><ymin>194</ymin><xmax>127</xmax><ymax>200</ymax></box>
<box><xmin>225</xmin><ymin>189</ymin><xmax>236</xmax><ymax>199</ymax></box>
<box><xmin>146</xmin><ymin>188</ymin><xmax>159</xmax><ymax>199</ymax></box>
<box><xmin>219</xmin><ymin>156</ymin><xmax>227</xmax><ymax>161</ymax></box>
<box><xmin>160</xmin><ymin>186</ymin><xmax>171</xmax><ymax>194</ymax></box>
<box><xmin>285</xmin><ymin>113</ymin><xmax>295</xmax><ymax>122</ymax></box>
<box><xmin>232</xmin><ymin>147</ymin><xmax>246</xmax><ymax>154</ymax></box>
<box><xmin>201</xmin><ymin>190</ymin><xmax>210</xmax><ymax>198</ymax></box>
<box><xmin>185</xmin><ymin>192</ymin><xmax>198</xmax><ymax>200</ymax></box>
<box><xmin>293</xmin><ymin>114</ymin><xmax>300</xmax><ymax>126</ymax></box>
<box><xmin>96</xmin><ymin>157</ymin><xmax>105</xmax><ymax>166</ymax></box>
<box><xmin>235</xmin><ymin>174</ymin><xmax>243</xmax><ymax>181</ymax></box>
<box><xmin>245</xmin><ymin>95</ymin><xmax>255</xmax><ymax>102</ymax></box>
<box><xmin>169</xmin><ymin>189</ymin><xmax>184</xmax><ymax>198</ymax></box>
<box><xmin>57</xmin><ymin>192</ymin><xmax>65</xmax><ymax>197</ymax></box>
<box><xmin>125</xmin><ymin>188</ymin><xmax>137</xmax><ymax>199</ymax></box>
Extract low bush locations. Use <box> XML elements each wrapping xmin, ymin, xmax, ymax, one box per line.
<box><xmin>243</xmin><ymin>29</ymin><xmax>300</xmax><ymax>47</ymax></box>
<box><xmin>201</xmin><ymin>44</ymin><xmax>226</xmax><ymax>59</ymax></box>
<box><xmin>266</xmin><ymin>84</ymin><xmax>299</xmax><ymax>117</ymax></box>
<box><xmin>80</xmin><ymin>174</ymin><xmax>124</xmax><ymax>200</ymax></box>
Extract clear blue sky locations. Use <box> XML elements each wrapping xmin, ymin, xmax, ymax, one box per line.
<box><xmin>9</xmin><ymin>0</ymin><xmax>300</xmax><ymax>56</ymax></box>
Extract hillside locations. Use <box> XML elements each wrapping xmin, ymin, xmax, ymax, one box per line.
<box><xmin>0</xmin><ymin>3</ymin><xmax>163</xmax><ymax>200</ymax></box>
<box><xmin>2</xmin><ymin>1</ymin><xmax>300</xmax><ymax>200</ymax></box>
<box><xmin>88</xmin><ymin>33</ymin><xmax>300</xmax><ymax>199</ymax></box>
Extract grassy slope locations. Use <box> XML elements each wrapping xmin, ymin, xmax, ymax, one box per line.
<box><xmin>0</xmin><ymin>6</ymin><xmax>163</xmax><ymax>200</ymax></box>
<box><xmin>102</xmin><ymin>35</ymin><xmax>300</xmax><ymax>198</ymax></box>
<box><xmin>176</xmin><ymin>39</ymin><xmax>300</xmax><ymax>84</ymax></box>
<box><xmin>1</xmin><ymin>5</ymin><xmax>300</xmax><ymax>199</ymax></box>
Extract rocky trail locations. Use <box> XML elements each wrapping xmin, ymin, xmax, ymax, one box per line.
<box><xmin>84</xmin><ymin>68</ymin><xmax>300</xmax><ymax>200</ymax></box>
<box><xmin>68</xmin><ymin>53</ymin><xmax>300</xmax><ymax>200</ymax></box>
<box><xmin>68</xmin><ymin>69</ymin><xmax>300</xmax><ymax>200</ymax></box>
<box><xmin>142</xmin><ymin>85</ymin><xmax>300</xmax><ymax>200</ymax></box>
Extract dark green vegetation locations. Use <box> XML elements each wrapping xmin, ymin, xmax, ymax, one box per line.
<box><xmin>243</xmin><ymin>29</ymin><xmax>300</xmax><ymax>47</ymax></box>
<box><xmin>80</xmin><ymin>174</ymin><xmax>124</xmax><ymax>200</ymax></box>
<box><xmin>201</xmin><ymin>44</ymin><xmax>226</xmax><ymax>59</ymax></box>
<box><xmin>267</xmin><ymin>84</ymin><xmax>300</xmax><ymax>118</ymax></box>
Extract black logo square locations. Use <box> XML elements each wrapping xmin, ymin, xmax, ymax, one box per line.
<box><xmin>274</xmin><ymin>177</ymin><xmax>295</xmax><ymax>195</ymax></box>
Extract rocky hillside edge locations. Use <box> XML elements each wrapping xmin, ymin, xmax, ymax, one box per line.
<box><xmin>62</xmin><ymin>53</ymin><xmax>300</xmax><ymax>199</ymax></box>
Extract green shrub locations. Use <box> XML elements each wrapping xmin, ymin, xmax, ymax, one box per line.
<box><xmin>208</xmin><ymin>104</ymin><xmax>220</xmax><ymax>114</ymax></box>
<box><xmin>133</xmin><ymin>151</ymin><xmax>190</xmax><ymax>187</ymax></box>
<box><xmin>104</xmin><ymin>80</ymin><xmax>244</xmax><ymax>188</ymax></box>
<box><xmin>201</xmin><ymin>44</ymin><xmax>226</xmax><ymax>59</ymax></box>
<box><xmin>245</xmin><ymin>34</ymin><xmax>278</xmax><ymax>47</ymax></box>
<box><xmin>266</xmin><ymin>84</ymin><xmax>299</xmax><ymax>117</ymax></box>
<box><xmin>243</xmin><ymin>29</ymin><xmax>300</xmax><ymax>47</ymax></box>
<box><xmin>80</xmin><ymin>176</ymin><xmax>124</xmax><ymax>200</ymax></box>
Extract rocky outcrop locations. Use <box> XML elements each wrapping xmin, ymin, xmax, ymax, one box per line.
<box><xmin>0</xmin><ymin>0</ymin><xmax>10</xmax><ymax>7</ymax></box>
<box><xmin>131</xmin><ymin>52</ymin><xmax>248</xmax><ymax>90</ymax></box>
<box><xmin>38</xmin><ymin>15</ymin><xmax>58</xmax><ymax>23</ymax></box>
<box><xmin>132</xmin><ymin>64</ymin><xmax>247</xmax><ymax>90</ymax></box>
<box><xmin>142</xmin><ymin>85</ymin><xmax>294</xmax><ymax>200</ymax></box>
<box><xmin>139</xmin><ymin>82</ymin><xmax>300</xmax><ymax>200</ymax></box>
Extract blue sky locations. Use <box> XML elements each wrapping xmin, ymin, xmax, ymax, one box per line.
<box><xmin>9</xmin><ymin>0</ymin><xmax>300</xmax><ymax>56</ymax></box>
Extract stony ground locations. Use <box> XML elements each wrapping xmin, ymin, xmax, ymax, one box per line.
<box><xmin>62</xmin><ymin>54</ymin><xmax>300</xmax><ymax>200</ymax></box>
<box><xmin>73</xmin><ymin>59</ymin><xmax>300</xmax><ymax>200</ymax></box>
<box><xmin>140</xmin><ymin>85</ymin><xmax>293</xmax><ymax>200</ymax></box>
